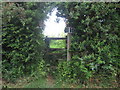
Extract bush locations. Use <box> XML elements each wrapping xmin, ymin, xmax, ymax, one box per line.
<box><xmin>57</xmin><ymin>60</ymin><xmax>92</xmax><ymax>84</ymax></box>
<box><xmin>2</xmin><ymin>2</ymin><xmax>48</xmax><ymax>82</ymax></box>
<box><xmin>57</xmin><ymin>2</ymin><xmax>120</xmax><ymax>84</ymax></box>
<box><xmin>37</xmin><ymin>60</ymin><xmax>50</xmax><ymax>77</ymax></box>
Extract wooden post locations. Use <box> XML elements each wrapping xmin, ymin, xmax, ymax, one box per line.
<box><xmin>67</xmin><ymin>33</ymin><xmax>71</xmax><ymax>61</ymax></box>
<box><xmin>45</xmin><ymin>36</ymin><xmax>50</xmax><ymax>48</ymax></box>
<box><xmin>65</xmin><ymin>36</ymin><xmax>67</xmax><ymax>49</ymax></box>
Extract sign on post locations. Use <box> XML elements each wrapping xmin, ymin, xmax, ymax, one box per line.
<box><xmin>64</xmin><ymin>27</ymin><xmax>73</xmax><ymax>33</ymax></box>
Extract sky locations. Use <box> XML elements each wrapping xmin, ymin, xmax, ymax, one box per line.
<box><xmin>43</xmin><ymin>8</ymin><xmax>66</xmax><ymax>37</ymax></box>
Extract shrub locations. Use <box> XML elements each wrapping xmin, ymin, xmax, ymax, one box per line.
<box><xmin>2</xmin><ymin>2</ymin><xmax>48</xmax><ymax>81</ymax></box>
<box><xmin>37</xmin><ymin>60</ymin><xmax>50</xmax><ymax>77</ymax></box>
<box><xmin>57</xmin><ymin>2</ymin><xmax>120</xmax><ymax>84</ymax></box>
<box><xmin>57</xmin><ymin>60</ymin><xmax>92</xmax><ymax>84</ymax></box>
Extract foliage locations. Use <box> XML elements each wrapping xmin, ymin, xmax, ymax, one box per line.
<box><xmin>50</xmin><ymin>40</ymin><xmax>66</xmax><ymax>48</ymax></box>
<box><xmin>2</xmin><ymin>2</ymin><xmax>120</xmax><ymax>87</ymax></box>
<box><xmin>24</xmin><ymin>77</ymin><xmax>49</xmax><ymax>88</ymax></box>
<box><xmin>2</xmin><ymin>2</ymin><xmax>49</xmax><ymax>81</ymax></box>
<box><xmin>57</xmin><ymin>60</ymin><xmax>92</xmax><ymax>83</ymax></box>
<box><xmin>56</xmin><ymin>2</ymin><xmax>120</xmax><ymax>83</ymax></box>
<box><xmin>37</xmin><ymin>60</ymin><xmax>50</xmax><ymax>77</ymax></box>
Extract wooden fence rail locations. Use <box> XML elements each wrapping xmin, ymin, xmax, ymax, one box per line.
<box><xmin>45</xmin><ymin>36</ymin><xmax>71</xmax><ymax>61</ymax></box>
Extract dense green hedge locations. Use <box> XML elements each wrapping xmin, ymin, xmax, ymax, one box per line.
<box><xmin>57</xmin><ymin>2</ymin><xmax>120</xmax><ymax>83</ymax></box>
<box><xmin>2</xmin><ymin>2</ymin><xmax>49</xmax><ymax>81</ymax></box>
<box><xmin>2</xmin><ymin>2</ymin><xmax>120</xmax><ymax>85</ymax></box>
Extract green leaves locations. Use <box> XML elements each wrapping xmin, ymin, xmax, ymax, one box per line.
<box><xmin>2</xmin><ymin>2</ymin><xmax>48</xmax><ymax>82</ymax></box>
<box><xmin>57</xmin><ymin>2</ymin><xmax>120</xmax><ymax>83</ymax></box>
<box><xmin>37</xmin><ymin>60</ymin><xmax>49</xmax><ymax>77</ymax></box>
<box><xmin>57</xmin><ymin>60</ymin><xmax>92</xmax><ymax>83</ymax></box>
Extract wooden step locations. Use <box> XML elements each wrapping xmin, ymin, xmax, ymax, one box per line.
<box><xmin>49</xmin><ymin>48</ymin><xmax>66</xmax><ymax>51</ymax></box>
<box><xmin>48</xmin><ymin>53</ymin><xmax>66</xmax><ymax>55</ymax></box>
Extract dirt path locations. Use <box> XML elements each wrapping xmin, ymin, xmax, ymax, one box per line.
<box><xmin>46</xmin><ymin>75</ymin><xmax>55</xmax><ymax>88</ymax></box>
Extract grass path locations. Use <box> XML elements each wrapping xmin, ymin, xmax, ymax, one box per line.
<box><xmin>3</xmin><ymin>75</ymin><xmax>60</xmax><ymax>88</ymax></box>
<box><xmin>24</xmin><ymin>75</ymin><xmax>55</xmax><ymax>88</ymax></box>
<box><xmin>3</xmin><ymin>75</ymin><xmax>81</xmax><ymax>88</ymax></box>
<box><xmin>3</xmin><ymin>75</ymin><xmax>118</xmax><ymax>88</ymax></box>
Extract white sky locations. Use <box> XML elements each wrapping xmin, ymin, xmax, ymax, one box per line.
<box><xmin>43</xmin><ymin>8</ymin><xmax>66</xmax><ymax>37</ymax></box>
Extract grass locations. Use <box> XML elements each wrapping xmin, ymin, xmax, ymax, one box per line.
<box><xmin>24</xmin><ymin>77</ymin><xmax>49</xmax><ymax>88</ymax></box>
<box><xmin>3</xmin><ymin>76</ymin><xmax>118</xmax><ymax>88</ymax></box>
<box><xmin>50</xmin><ymin>40</ymin><xmax>66</xmax><ymax>48</ymax></box>
<box><xmin>3</xmin><ymin>74</ymin><xmax>83</xmax><ymax>88</ymax></box>
<box><xmin>24</xmin><ymin>77</ymin><xmax>80</xmax><ymax>88</ymax></box>
<box><xmin>3</xmin><ymin>73</ymin><xmax>118</xmax><ymax>88</ymax></box>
